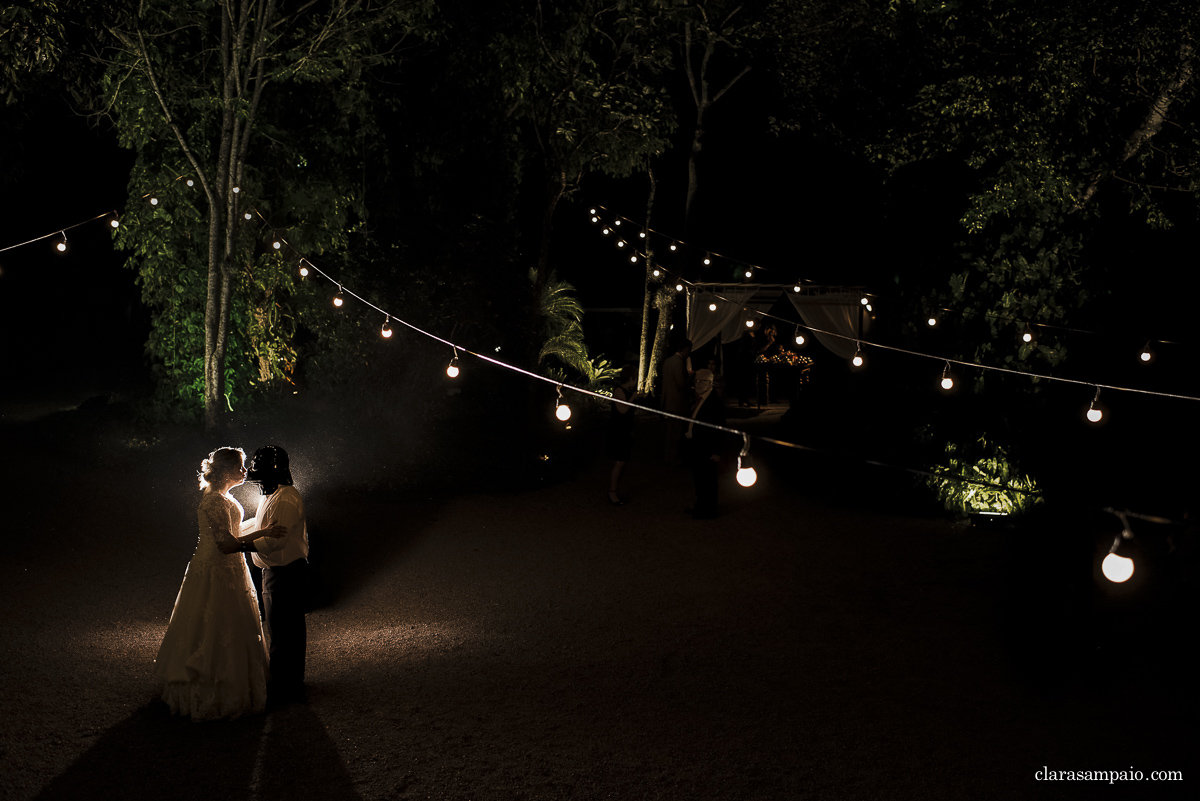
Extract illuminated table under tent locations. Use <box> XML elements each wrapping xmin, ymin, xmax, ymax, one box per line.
<box><xmin>685</xmin><ymin>284</ymin><xmax>868</xmax><ymax>406</ymax></box>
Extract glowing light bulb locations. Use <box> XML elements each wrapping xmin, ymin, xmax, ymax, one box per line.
<box><xmin>639</xmin><ymin>231</ymin><xmax>646</xmax><ymax>239</ymax></box>
<box><xmin>1102</xmin><ymin>552</ymin><xmax>1134</xmax><ymax>583</ymax></box>
<box><xmin>860</xmin><ymin>296</ymin><xmax>869</xmax><ymax>306</ymax></box>
<box><xmin>447</xmin><ymin>361</ymin><xmax>460</xmax><ymax>378</ymax></box>
<box><xmin>941</xmin><ymin>376</ymin><xmax>954</xmax><ymax>390</ymax></box>
<box><xmin>1022</xmin><ymin>331</ymin><xmax>1033</xmax><ymax>343</ymax></box>
<box><xmin>675</xmin><ymin>284</ymin><xmax>683</xmax><ymax>292</ymax></box>
<box><xmin>589</xmin><ymin>208</ymin><xmax>596</xmax><ymax>215</ymax></box>
<box><xmin>602</xmin><ymin>228</ymin><xmax>611</xmax><ymax>235</ymax></box>
<box><xmin>736</xmin><ymin>465</ymin><xmax>757</xmax><ymax>487</ymax></box>
<box><xmin>591</xmin><ymin>216</ymin><xmax>599</xmax><ymax>223</ymax></box>
<box><xmin>744</xmin><ymin>270</ymin><xmax>752</xmax><ymax>278</ymax></box>
<box><xmin>927</xmin><ymin>317</ymin><xmax>938</xmax><ymax>327</ymax></box>
<box><xmin>1138</xmin><ymin>343</ymin><xmax>1154</xmax><ymax>363</ymax></box>
<box><xmin>109</xmin><ymin>217</ymin><xmax>120</xmax><ymax>229</ymax></box>
<box><xmin>652</xmin><ymin>269</ymin><xmax>661</xmax><ymax>277</ymax></box>
<box><xmin>381</xmin><ymin>322</ymin><xmax>393</xmax><ymax>338</ymax></box>
<box><xmin>745</xmin><ymin>320</ymin><xmax>754</xmax><ymax>328</ymax></box>
<box><xmin>795</xmin><ymin>334</ymin><xmax>805</xmax><ymax>346</ymax></box>
<box><xmin>244</xmin><ymin>212</ymin><xmax>252</xmax><ymax>220</ymax></box>
<box><xmin>630</xmin><ymin>255</ymin><xmax>638</xmax><ymax>263</ymax></box>
<box><xmin>232</xmin><ymin>186</ymin><xmax>240</xmax><ymax>193</ymax></box>
<box><xmin>793</xmin><ymin>285</ymin><xmax>801</xmax><ymax>293</ymax></box>
<box><xmin>617</xmin><ymin>240</ymin><xmax>626</xmax><ymax>248</ymax></box>
<box><xmin>670</xmin><ymin>242</ymin><xmax>677</xmax><ymax>251</ymax></box>
<box><xmin>613</xmin><ymin>219</ymin><xmax>621</xmax><ymax>226</ymax></box>
<box><xmin>852</xmin><ymin>354</ymin><xmax>864</xmax><ymax>367</ymax></box>
<box><xmin>299</xmin><ymin>262</ymin><xmax>309</xmax><ymax>277</ymax></box>
<box><xmin>703</xmin><ymin>254</ymin><xmax>711</xmax><ymax>265</ymax></box>
<box><xmin>1087</xmin><ymin>407</ymin><xmax>1103</xmax><ymax>423</ymax></box>
<box><xmin>149</xmin><ymin>196</ymin><xmax>159</xmax><ymax>206</ymax></box>
<box><xmin>272</xmin><ymin>240</ymin><xmax>282</xmax><ymax>250</ymax></box>
<box><xmin>556</xmin><ymin>403</ymin><xmax>571</xmax><ymax>422</ymax></box>
<box><xmin>186</xmin><ymin>179</ymin><xmax>194</xmax><ymax>187</ymax></box>
<box><xmin>708</xmin><ymin>302</ymin><xmax>717</xmax><ymax>312</ymax></box>
<box><xmin>56</xmin><ymin>240</ymin><xmax>67</xmax><ymax>253</ymax></box>
<box><xmin>333</xmin><ymin>290</ymin><xmax>344</xmax><ymax>308</ymax></box>
<box><xmin>1139</xmin><ymin>350</ymin><xmax>1151</xmax><ymax>362</ymax></box>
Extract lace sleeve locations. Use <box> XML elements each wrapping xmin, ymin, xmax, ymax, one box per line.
<box><xmin>200</xmin><ymin>495</ymin><xmax>243</xmax><ymax>555</ymax></box>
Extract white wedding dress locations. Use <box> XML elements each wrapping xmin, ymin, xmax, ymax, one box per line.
<box><xmin>154</xmin><ymin>491</ymin><xmax>269</xmax><ymax>720</ymax></box>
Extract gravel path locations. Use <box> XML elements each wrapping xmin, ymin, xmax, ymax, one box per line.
<box><xmin>1</xmin><ymin>406</ymin><xmax>1194</xmax><ymax>800</ymax></box>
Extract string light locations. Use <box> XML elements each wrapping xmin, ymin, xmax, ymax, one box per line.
<box><xmin>703</xmin><ymin>253</ymin><xmax>711</xmax><ymax>265</ymax></box>
<box><xmin>613</xmin><ymin>219</ymin><xmax>621</xmax><ymax>227</ymax></box>
<box><xmin>1138</xmin><ymin>342</ymin><xmax>1155</xmax><ymax>364</ymax></box>
<box><xmin>244</xmin><ymin>212</ymin><xmax>253</xmax><ymax>220</ymax></box>
<box><xmin>55</xmin><ymin>232</ymin><xmax>67</xmax><ymax>253</ymax></box>
<box><xmin>708</xmin><ymin>302</ymin><xmax>718</xmax><ymax>312</ymax></box>
<box><xmin>333</xmin><ymin>286</ymin><xmax>344</xmax><ymax>308</ymax></box>
<box><xmin>272</xmin><ymin>238</ymin><xmax>282</xmax><ymax>250</ymax></box>
<box><xmin>149</xmin><ymin>196</ymin><xmax>159</xmax><ymax>206</ymax></box>
<box><xmin>554</xmin><ymin>386</ymin><xmax>572</xmax><ymax>422</ymax></box>
<box><xmin>675</xmin><ymin>283</ymin><xmax>684</xmax><ymax>292</ymax></box>
<box><xmin>380</xmin><ymin>315</ymin><xmax>393</xmax><ymax>338</ymax></box>
<box><xmin>927</xmin><ymin>316</ymin><xmax>938</xmax><ymax>328</ymax></box>
<box><xmin>232</xmin><ymin>186</ymin><xmax>240</xmax><ymax>193</ymax></box>
<box><xmin>602</xmin><ymin>227</ymin><xmax>612</xmax><ymax>236</ymax></box>
<box><xmin>860</xmin><ymin>296</ymin><xmax>869</xmax><ymax>306</ymax></box>
<box><xmin>1102</xmin><ymin>513</ymin><xmax>1135</xmax><ymax>583</ymax></box>
<box><xmin>736</xmin><ymin>434</ymin><xmax>757</xmax><ymax>487</ymax></box>
<box><xmin>617</xmin><ymin>240</ymin><xmax>626</xmax><ymax>248</ymax></box>
<box><xmin>745</xmin><ymin>319</ymin><xmax>755</xmax><ymax>328</ymax></box>
<box><xmin>794</xmin><ymin>325</ymin><xmax>806</xmax><ymax>347</ymax></box>
<box><xmin>670</xmin><ymin>241</ymin><xmax>677</xmax><ymax>251</ymax></box>
<box><xmin>446</xmin><ymin>348</ymin><xmax>460</xmax><ymax>378</ymax></box>
<box><xmin>940</xmin><ymin>361</ymin><xmax>955</xmax><ymax>391</ymax></box>
<box><xmin>792</xmin><ymin>285</ymin><xmax>801</xmax><ymax>293</ymax></box>
<box><xmin>1086</xmin><ymin>387</ymin><xmax>1104</xmax><ymax>424</ymax></box>
<box><xmin>298</xmin><ymin>260</ymin><xmax>309</xmax><ymax>278</ymax></box>
<box><xmin>629</xmin><ymin>255</ymin><xmax>638</xmax><ymax>263</ymax></box>
<box><xmin>639</xmin><ymin>231</ymin><xmax>646</xmax><ymax>239</ymax></box>
<box><xmin>107</xmin><ymin>213</ymin><xmax>120</xmax><ymax>229</ymax></box>
<box><xmin>851</xmin><ymin>342</ymin><xmax>865</xmax><ymax>369</ymax></box>
<box><xmin>743</xmin><ymin>269</ymin><xmax>753</xmax><ymax>279</ymax></box>
<box><xmin>1021</xmin><ymin>324</ymin><xmax>1036</xmax><ymax>344</ymax></box>
<box><xmin>651</xmin><ymin>268</ymin><xmax>661</xmax><ymax>277</ymax></box>
<box><xmin>186</xmin><ymin>179</ymin><xmax>194</xmax><ymax>187</ymax></box>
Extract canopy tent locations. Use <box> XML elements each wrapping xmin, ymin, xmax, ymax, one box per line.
<box><xmin>685</xmin><ymin>284</ymin><xmax>869</xmax><ymax>360</ymax></box>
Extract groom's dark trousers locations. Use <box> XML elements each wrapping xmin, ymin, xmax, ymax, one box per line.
<box><xmin>263</xmin><ymin>558</ymin><xmax>307</xmax><ymax>697</ymax></box>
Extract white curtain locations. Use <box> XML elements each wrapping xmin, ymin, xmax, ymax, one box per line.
<box><xmin>786</xmin><ymin>291</ymin><xmax>868</xmax><ymax>359</ymax></box>
<box><xmin>686</xmin><ymin>286</ymin><xmax>760</xmax><ymax>351</ymax></box>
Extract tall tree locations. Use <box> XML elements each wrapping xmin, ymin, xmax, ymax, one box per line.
<box><xmin>99</xmin><ymin>0</ymin><xmax>431</xmax><ymax>429</ymax></box>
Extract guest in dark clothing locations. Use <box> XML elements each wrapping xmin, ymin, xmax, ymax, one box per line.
<box><xmin>607</xmin><ymin>365</ymin><xmax>640</xmax><ymax>506</ymax></box>
<box><xmin>685</xmin><ymin>368</ymin><xmax>726</xmax><ymax>519</ymax></box>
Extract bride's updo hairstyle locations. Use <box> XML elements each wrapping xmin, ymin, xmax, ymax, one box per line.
<box><xmin>198</xmin><ymin>446</ymin><xmax>246</xmax><ymax>490</ymax></box>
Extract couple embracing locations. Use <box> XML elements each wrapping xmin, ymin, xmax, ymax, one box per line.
<box><xmin>154</xmin><ymin>445</ymin><xmax>309</xmax><ymax>720</ymax></box>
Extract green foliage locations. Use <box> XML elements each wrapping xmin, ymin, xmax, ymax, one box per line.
<box><xmin>850</xmin><ymin>0</ymin><xmax>1200</xmax><ymax>398</ymax></box>
<box><xmin>493</xmin><ymin>0</ymin><xmax>678</xmax><ymax>186</ymax></box>
<box><xmin>95</xmin><ymin>0</ymin><xmax>435</xmax><ymax>422</ymax></box>
<box><xmin>926</xmin><ymin>435</ymin><xmax>1043</xmax><ymax>517</ymax></box>
<box><xmin>533</xmin><ymin>268</ymin><xmax>618</xmax><ymax>400</ymax></box>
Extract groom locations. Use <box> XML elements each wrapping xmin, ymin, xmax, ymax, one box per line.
<box><xmin>246</xmin><ymin>445</ymin><xmax>309</xmax><ymax>704</ymax></box>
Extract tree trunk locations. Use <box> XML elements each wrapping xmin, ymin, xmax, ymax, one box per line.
<box><xmin>1073</xmin><ymin>46</ymin><xmax>1193</xmax><ymax>212</ymax></box>
<box><xmin>647</xmin><ymin>286</ymin><xmax>676</xmax><ymax>395</ymax></box>
<box><xmin>637</xmin><ymin>167</ymin><xmax>658</xmax><ymax>393</ymax></box>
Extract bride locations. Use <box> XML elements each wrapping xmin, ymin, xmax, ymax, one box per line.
<box><xmin>154</xmin><ymin>446</ymin><xmax>286</xmax><ymax>720</ymax></box>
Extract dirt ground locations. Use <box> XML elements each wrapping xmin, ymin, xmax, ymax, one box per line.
<box><xmin>0</xmin><ymin>399</ymin><xmax>1195</xmax><ymax>800</ymax></box>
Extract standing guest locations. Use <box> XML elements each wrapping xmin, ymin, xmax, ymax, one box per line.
<box><xmin>607</xmin><ymin>365</ymin><xmax>640</xmax><ymax>506</ymax></box>
<box><xmin>661</xmin><ymin>338</ymin><xmax>692</xmax><ymax>466</ymax></box>
<box><xmin>685</xmin><ymin>369</ymin><xmax>726</xmax><ymax>519</ymax></box>
<box><xmin>154</xmin><ymin>447</ymin><xmax>286</xmax><ymax>720</ymax></box>
<box><xmin>245</xmin><ymin>445</ymin><xmax>310</xmax><ymax>705</ymax></box>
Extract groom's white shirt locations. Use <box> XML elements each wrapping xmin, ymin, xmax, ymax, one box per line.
<box><xmin>246</xmin><ymin>485</ymin><xmax>309</xmax><ymax>568</ymax></box>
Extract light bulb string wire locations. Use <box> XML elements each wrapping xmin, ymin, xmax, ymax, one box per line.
<box><xmin>0</xmin><ymin>210</ymin><xmax>119</xmax><ymax>254</ymax></box>
<box><xmin>286</xmin><ymin>237</ymin><xmax>1046</xmax><ymax>499</ymax></box>
<box><xmin>590</xmin><ymin>203</ymin><xmax>1187</xmax><ymax>351</ymax></box>
<box><xmin>687</xmin><ymin>283</ymin><xmax>1200</xmax><ymax>405</ymax></box>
